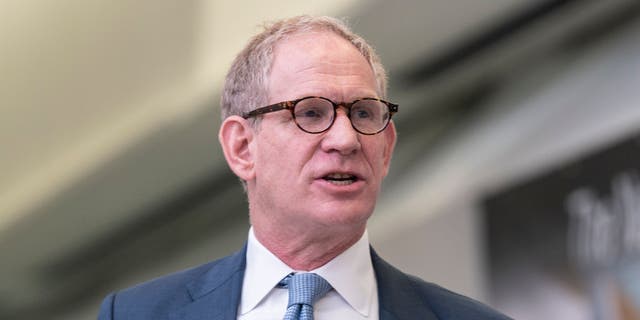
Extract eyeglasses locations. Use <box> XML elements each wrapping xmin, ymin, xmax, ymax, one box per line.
<box><xmin>242</xmin><ymin>96</ymin><xmax>398</xmax><ymax>135</ymax></box>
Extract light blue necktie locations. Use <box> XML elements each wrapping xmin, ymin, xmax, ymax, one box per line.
<box><xmin>279</xmin><ymin>273</ymin><xmax>332</xmax><ymax>320</ymax></box>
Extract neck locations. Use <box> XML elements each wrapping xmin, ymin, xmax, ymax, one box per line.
<box><xmin>252</xmin><ymin>222</ymin><xmax>366</xmax><ymax>271</ymax></box>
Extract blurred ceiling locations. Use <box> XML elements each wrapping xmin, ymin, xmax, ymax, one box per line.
<box><xmin>2</xmin><ymin>0</ymin><xmax>639</xmax><ymax>319</ymax></box>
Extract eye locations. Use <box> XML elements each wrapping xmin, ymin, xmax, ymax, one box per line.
<box><xmin>354</xmin><ymin>109</ymin><xmax>372</xmax><ymax>119</ymax></box>
<box><xmin>298</xmin><ymin>107</ymin><xmax>324</xmax><ymax>118</ymax></box>
<box><xmin>352</xmin><ymin>100</ymin><xmax>385</xmax><ymax>123</ymax></box>
<box><xmin>294</xmin><ymin>98</ymin><xmax>332</xmax><ymax>120</ymax></box>
<box><xmin>352</xmin><ymin>104</ymin><xmax>375</xmax><ymax>120</ymax></box>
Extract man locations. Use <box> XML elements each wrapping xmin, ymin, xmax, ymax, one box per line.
<box><xmin>98</xmin><ymin>15</ymin><xmax>511</xmax><ymax>320</ymax></box>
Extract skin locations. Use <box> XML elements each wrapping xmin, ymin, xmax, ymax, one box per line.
<box><xmin>219</xmin><ymin>30</ymin><xmax>396</xmax><ymax>270</ymax></box>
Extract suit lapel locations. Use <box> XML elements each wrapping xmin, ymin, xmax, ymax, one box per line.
<box><xmin>166</xmin><ymin>245</ymin><xmax>439</xmax><ymax>319</ymax></box>
<box><xmin>372</xmin><ymin>248</ymin><xmax>439</xmax><ymax>320</ymax></box>
<box><xmin>170</xmin><ymin>246</ymin><xmax>247</xmax><ymax>320</ymax></box>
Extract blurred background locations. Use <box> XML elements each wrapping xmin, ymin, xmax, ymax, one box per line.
<box><xmin>2</xmin><ymin>0</ymin><xmax>640</xmax><ymax>319</ymax></box>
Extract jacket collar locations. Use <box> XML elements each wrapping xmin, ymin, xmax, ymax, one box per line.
<box><xmin>372</xmin><ymin>248</ymin><xmax>439</xmax><ymax>320</ymax></box>
<box><xmin>169</xmin><ymin>246</ymin><xmax>246</xmax><ymax>320</ymax></box>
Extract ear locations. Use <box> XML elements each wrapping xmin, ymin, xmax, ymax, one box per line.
<box><xmin>218</xmin><ymin>116</ymin><xmax>256</xmax><ymax>181</ymax></box>
<box><xmin>381</xmin><ymin>121</ymin><xmax>397</xmax><ymax>177</ymax></box>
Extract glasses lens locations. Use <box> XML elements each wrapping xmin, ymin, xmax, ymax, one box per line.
<box><xmin>350</xmin><ymin>99</ymin><xmax>389</xmax><ymax>134</ymax></box>
<box><xmin>293</xmin><ymin>98</ymin><xmax>334</xmax><ymax>133</ymax></box>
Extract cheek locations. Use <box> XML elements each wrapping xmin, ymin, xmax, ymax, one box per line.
<box><xmin>256</xmin><ymin>133</ymin><xmax>311</xmax><ymax>180</ymax></box>
<box><xmin>363</xmin><ymin>141</ymin><xmax>390</xmax><ymax>175</ymax></box>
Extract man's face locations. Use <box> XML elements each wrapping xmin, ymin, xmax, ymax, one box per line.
<box><xmin>248</xmin><ymin>31</ymin><xmax>396</xmax><ymax>233</ymax></box>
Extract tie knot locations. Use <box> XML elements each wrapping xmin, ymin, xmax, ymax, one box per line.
<box><xmin>285</xmin><ymin>273</ymin><xmax>332</xmax><ymax>307</ymax></box>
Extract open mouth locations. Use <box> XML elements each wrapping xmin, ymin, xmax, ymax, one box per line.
<box><xmin>322</xmin><ymin>173</ymin><xmax>358</xmax><ymax>185</ymax></box>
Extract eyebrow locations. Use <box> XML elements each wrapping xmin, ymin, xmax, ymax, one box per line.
<box><xmin>297</xmin><ymin>91</ymin><xmax>379</xmax><ymax>102</ymax></box>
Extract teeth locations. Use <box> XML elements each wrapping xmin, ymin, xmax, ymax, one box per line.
<box><xmin>324</xmin><ymin>173</ymin><xmax>357</xmax><ymax>185</ymax></box>
<box><xmin>328</xmin><ymin>179</ymin><xmax>354</xmax><ymax>186</ymax></box>
<box><xmin>326</xmin><ymin>173</ymin><xmax>353</xmax><ymax>179</ymax></box>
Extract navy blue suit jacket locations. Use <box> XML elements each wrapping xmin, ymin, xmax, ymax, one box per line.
<box><xmin>98</xmin><ymin>247</ymin><xmax>511</xmax><ymax>319</ymax></box>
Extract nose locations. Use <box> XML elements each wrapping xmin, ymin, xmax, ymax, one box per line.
<box><xmin>320</xmin><ymin>109</ymin><xmax>361</xmax><ymax>155</ymax></box>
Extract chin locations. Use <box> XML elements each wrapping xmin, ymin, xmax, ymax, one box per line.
<box><xmin>313</xmin><ymin>204</ymin><xmax>374</xmax><ymax>227</ymax></box>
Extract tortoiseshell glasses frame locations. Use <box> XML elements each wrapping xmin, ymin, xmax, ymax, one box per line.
<box><xmin>242</xmin><ymin>96</ymin><xmax>398</xmax><ymax>135</ymax></box>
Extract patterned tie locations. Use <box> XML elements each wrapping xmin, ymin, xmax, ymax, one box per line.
<box><xmin>279</xmin><ymin>273</ymin><xmax>332</xmax><ymax>320</ymax></box>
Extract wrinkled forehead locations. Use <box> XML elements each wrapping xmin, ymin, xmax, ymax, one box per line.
<box><xmin>267</xmin><ymin>30</ymin><xmax>378</xmax><ymax>101</ymax></box>
<box><xmin>271</xmin><ymin>29</ymin><xmax>369</xmax><ymax>68</ymax></box>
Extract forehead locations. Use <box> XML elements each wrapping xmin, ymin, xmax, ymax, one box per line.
<box><xmin>267</xmin><ymin>31</ymin><xmax>378</xmax><ymax>102</ymax></box>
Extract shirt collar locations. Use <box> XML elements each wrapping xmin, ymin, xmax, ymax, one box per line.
<box><xmin>313</xmin><ymin>230</ymin><xmax>376</xmax><ymax>316</ymax></box>
<box><xmin>239</xmin><ymin>227</ymin><xmax>376</xmax><ymax>317</ymax></box>
<box><xmin>239</xmin><ymin>228</ymin><xmax>294</xmax><ymax>315</ymax></box>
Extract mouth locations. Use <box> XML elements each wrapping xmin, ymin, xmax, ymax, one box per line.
<box><xmin>322</xmin><ymin>173</ymin><xmax>359</xmax><ymax>186</ymax></box>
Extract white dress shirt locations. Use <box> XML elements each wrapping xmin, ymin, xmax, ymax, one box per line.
<box><xmin>237</xmin><ymin>228</ymin><xmax>379</xmax><ymax>320</ymax></box>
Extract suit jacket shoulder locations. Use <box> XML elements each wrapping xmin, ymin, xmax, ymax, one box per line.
<box><xmin>372</xmin><ymin>249</ymin><xmax>512</xmax><ymax>320</ymax></box>
<box><xmin>98</xmin><ymin>247</ymin><xmax>246</xmax><ymax>320</ymax></box>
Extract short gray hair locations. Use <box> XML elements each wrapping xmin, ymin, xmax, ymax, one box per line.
<box><xmin>220</xmin><ymin>15</ymin><xmax>388</xmax><ymax>122</ymax></box>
